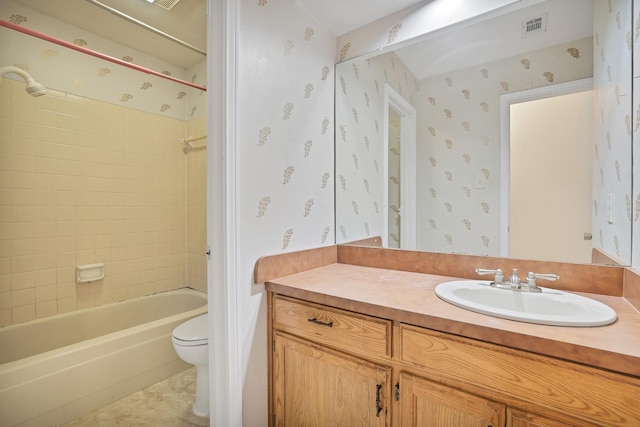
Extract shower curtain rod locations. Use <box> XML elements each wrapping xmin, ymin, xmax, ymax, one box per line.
<box><xmin>84</xmin><ymin>0</ymin><xmax>206</xmax><ymax>56</ymax></box>
<box><xmin>0</xmin><ymin>19</ymin><xmax>206</xmax><ymax>91</ymax></box>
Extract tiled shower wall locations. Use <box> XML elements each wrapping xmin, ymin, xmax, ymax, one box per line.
<box><xmin>0</xmin><ymin>78</ymin><xmax>192</xmax><ymax>326</ymax></box>
<box><xmin>185</xmin><ymin>115</ymin><xmax>207</xmax><ymax>293</ymax></box>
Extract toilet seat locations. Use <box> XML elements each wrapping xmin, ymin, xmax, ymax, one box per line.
<box><xmin>172</xmin><ymin>313</ymin><xmax>208</xmax><ymax>346</ymax></box>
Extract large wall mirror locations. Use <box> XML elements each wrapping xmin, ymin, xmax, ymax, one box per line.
<box><xmin>335</xmin><ymin>0</ymin><xmax>632</xmax><ymax>266</ymax></box>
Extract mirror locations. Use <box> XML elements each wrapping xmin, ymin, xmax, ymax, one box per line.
<box><xmin>335</xmin><ymin>0</ymin><xmax>632</xmax><ymax>265</ymax></box>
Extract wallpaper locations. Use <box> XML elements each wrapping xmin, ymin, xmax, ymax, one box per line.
<box><xmin>237</xmin><ymin>0</ymin><xmax>335</xmax><ymax>257</ymax></box>
<box><xmin>592</xmin><ymin>0</ymin><xmax>633</xmax><ymax>264</ymax></box>
<box><xmin>0</xmin><ymin>0</ymin><xmax>206</xmax><ymax>122</ymax></box>
<box><xmin>236</xmin><ymin>1</ymin><xmax>336</xmax><ymax>424</ymax></box>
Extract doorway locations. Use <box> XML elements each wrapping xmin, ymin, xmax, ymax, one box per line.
<box><xmin>500</xmin><ymin>79</ymin><xmax>593</xmax><ymax>263</ymax></box>
<box><xmin>383</xmin><ymin>84</ymin><xmax>417</xmax><ymax>249</ymax></box>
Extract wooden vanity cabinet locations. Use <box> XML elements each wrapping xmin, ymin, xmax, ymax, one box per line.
<box><xmin>398</xmin><ymin>372</ymin><xmax>505</xmax><ymax>427</ymax></box>
<box><xmin>270</xmin><ymin>296</ymin><xmax>393</xmax><ymax>426</ymax></box>
<box><xmin>273</xmin><ymin>332</ymin><xmax>391</xmax><ymax>426</ymax></box>
<box><xmin>268</xmin><ymin>293</ymin><xmax>639</xmax><ymax>427</ymax></box>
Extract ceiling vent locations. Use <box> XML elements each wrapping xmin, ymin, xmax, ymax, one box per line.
<box><xmin>521</xmin><ymin>13</ymin><xmax>548</xmax><ymax>38</ymax></box>
<box><xmin>152</xmin><ymin>0</ymin><xmax>181</xmax><ymax>11</ymax></box>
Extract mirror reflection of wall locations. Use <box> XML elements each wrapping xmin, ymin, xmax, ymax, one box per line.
<box><xmin>335</xmin><ymin>0</ymin><xmax>632</xmax><ymax>266</ymax></box>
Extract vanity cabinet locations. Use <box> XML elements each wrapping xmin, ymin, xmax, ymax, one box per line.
<box><xmin>267</xmin><ymin>292</ymin><xmax>640</xmax><ymax>427</ymax></box>
<box><xmin>271</xmin><ymin>296</ymin><xmax>393</xmax><ymax>426</ymax></box>
<box><xmin>398</xmin><ymin>372</ymin><xmax>505</xmax><ymax>426</ymax></box>
<box><xmin>273</xmin><ymin>333</ymin><xmax>391</xmax><ymax>426</ymax></box>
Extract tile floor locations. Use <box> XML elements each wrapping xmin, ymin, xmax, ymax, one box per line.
<box><xmin>63</xmin><ymin>368</ymin><xmax>209</xmax><ymax>427</ymax></box>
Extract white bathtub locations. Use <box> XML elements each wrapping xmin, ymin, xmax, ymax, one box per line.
<box><xmin>0</xmin><ymin>288</ymin><xmax>207</xmax><ymax>427</ymax></box>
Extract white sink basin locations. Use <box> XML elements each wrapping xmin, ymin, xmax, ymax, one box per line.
<box><xmin>435</xmin><ymin>280</ymin><xmax>617</xmax><ymax>327</ymax></box>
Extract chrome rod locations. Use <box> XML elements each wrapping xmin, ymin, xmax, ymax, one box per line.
<box><xmin>84</xmin><ymin>0</ymin><xmax>206</xmax><ymax>56</ymax></box>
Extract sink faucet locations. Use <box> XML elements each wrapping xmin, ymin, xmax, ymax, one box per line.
<box><xmin>508</xmin><ymin>268</ymin><xmax>521</xmax><ymax>286</ymax></box>
<box><xmin>475</xmin><ymin>268</ymin><xmax>559</xmax><ymax>293</ymax></box>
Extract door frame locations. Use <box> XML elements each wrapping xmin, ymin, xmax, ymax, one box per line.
<box><xmin>498</xmin><ymin>78</ymin><xmax>593</xmax><ymax>256</ymax></box>
<box><xmin>383</xmin><ymin>83</ymin><xmax>417</xmax><ymax>249</ymax></box>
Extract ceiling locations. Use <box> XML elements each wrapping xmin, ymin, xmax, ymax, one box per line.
<box><xmin>12</xmin><ymin>0</ymin><xmax>426</xmax><ymax>69</ymax></box>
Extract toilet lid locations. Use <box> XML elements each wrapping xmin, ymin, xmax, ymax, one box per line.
<box><xmin>172</xmin><ymin>313</ymin><xmax>208</xmax><ymax>343</ymax></box>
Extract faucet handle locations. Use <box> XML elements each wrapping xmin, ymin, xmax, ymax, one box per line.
<box><xmin>525</xmin><ymin>272</ymin><xmax>560</xmax><ymax>290</ymax></box>
<box><xmin>475</xmin><ymin>268</ymin><xmax>504</xmax><ymax>284</ymax></box>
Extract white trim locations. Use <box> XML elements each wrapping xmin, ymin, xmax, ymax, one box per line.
<box><xmin>383</xmin><ymin>84</ymin><xmax>417</xmax><ymax>249</ymax></box>
<box><xmin>499</xmin><ymin>78</ymin><xmax>592</xmax><ymax>257</ymax></box>
<box><xmin>207</xmin><ymin>0</ymin><xmax>241</xmax><ymax>425</ymax></box>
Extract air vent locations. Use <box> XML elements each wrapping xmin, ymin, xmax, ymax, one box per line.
<box><xmin>521</xmin><ymin>13</ymin><xmax>548</xmax><ymax>38</ymax></box>
<box><xmin>153</xmin><ymin>0</ymin><xmax>181</xmax><ymax>11</ymax></box>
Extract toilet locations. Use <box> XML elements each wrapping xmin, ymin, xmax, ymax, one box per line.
<box><xmin>172</xmin><ymin>313</ymin><xmax>209</xmax><ymax>417</ymax></box>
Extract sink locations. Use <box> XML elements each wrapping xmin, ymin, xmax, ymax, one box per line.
<box><xmin>435</xmin><ymin>280</ymin><xmax>617</xmax><ymax>327</ymax></box>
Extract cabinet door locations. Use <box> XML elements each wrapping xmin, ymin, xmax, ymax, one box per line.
<box><xmin>399</xmin><ymin>372</ymin><xmax>505</xmax><ymax>427</ymax></box>
<box><xmin>273</xmin><ymin>332</ymin><xmax>391</xmax><ymax>427</ymax></box>
<box><xmin>507</xmin><ymin>408</ymin><xmax>598</xmax><ymax>427</ymax></box>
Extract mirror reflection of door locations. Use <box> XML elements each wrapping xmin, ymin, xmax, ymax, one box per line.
<box><xmin>383</xmin><ymin>84</ymin><xmax>417</xmax><ymax>250</ymax></box>
<box><xmin>509</xmin><ymin>89</ymin><xmax>592</xmax><ymax>263</ymax></box>
<box><xmin>388</xmin><ymin>108</ymin><xmax>402</xmax><ymax>248</ymax></box>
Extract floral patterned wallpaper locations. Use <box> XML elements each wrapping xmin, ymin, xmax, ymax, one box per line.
<box><xmin>236</xmin><ymin>1</ymin><xmax>336</xmax><ymax>423</ymax></box>
<box><xmin>237</xmin><ymin>0</ymin><xmax>335</xmax><ymax>260</ymax></box>
<box><xmin>593</xmin><ymin>0</ymin><xmax>632</xmax><ymax>264</ymax></box>
<box><xmin>0</xmin><ymin>0</ymin><xmax>205</xmax><ymax>121</ymax></box>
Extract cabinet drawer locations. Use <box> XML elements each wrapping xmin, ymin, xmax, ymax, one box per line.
<box><xmin>273</xmin><ymin>296</ymin><xmax>391</xmax><ymax>358</ymax></box>
<box><xmin>400</xmin><ymin>324</ymin><xmax>640</xmax><ymax>427</ymax></box>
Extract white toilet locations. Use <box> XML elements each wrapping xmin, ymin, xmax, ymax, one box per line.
<box><xmin>172</xmin><ymin>313</ymin><xmax>209</xmax><ymax>417</ymax></box>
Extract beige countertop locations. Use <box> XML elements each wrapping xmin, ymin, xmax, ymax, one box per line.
<box><xmin>265</xmin><ymin>263</ymin><xmax>640</xmax><ymax>378</ymax></box>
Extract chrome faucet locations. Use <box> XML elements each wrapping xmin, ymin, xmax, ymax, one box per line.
<box><xmin>475</xmin><ymin>268</ymin><xmax>559</xmax><ymax>293</ymax></box>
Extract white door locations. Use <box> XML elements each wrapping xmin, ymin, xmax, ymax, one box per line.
<box><xmin>383</xmin><ymin>84</ymin><xmax>416</xmax><ymax>249</ymax></box>
<box><xmin>509</xmin><ymin>90</ymin><xmax>592</xmax><ymax>263</ymax></box>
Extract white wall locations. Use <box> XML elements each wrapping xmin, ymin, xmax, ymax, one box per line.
<box><xmin>234</xmin><ymin>0</ymin><xmax>336</xmax><ymax>424</ymax></box>
<box><xmin>634</xmin><ymin>0</ymin><xmax>640</xmax><ymax>267</ymax></box>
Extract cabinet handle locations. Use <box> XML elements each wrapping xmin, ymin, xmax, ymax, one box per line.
<box><xmin>375</xmin><ymin>384</ymin><xmax>383</xmax><ymax>417</ymax></box>
<box><xmin>307</xmin><ymin>317</ymin><xmax>333</xmax><ymax>327</ymax></box>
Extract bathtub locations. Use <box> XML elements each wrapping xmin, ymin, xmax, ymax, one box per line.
<box><xmin>0</xmin><ymin>288</ymin><xmax>207</xmax><ymax>427</ymax></box>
